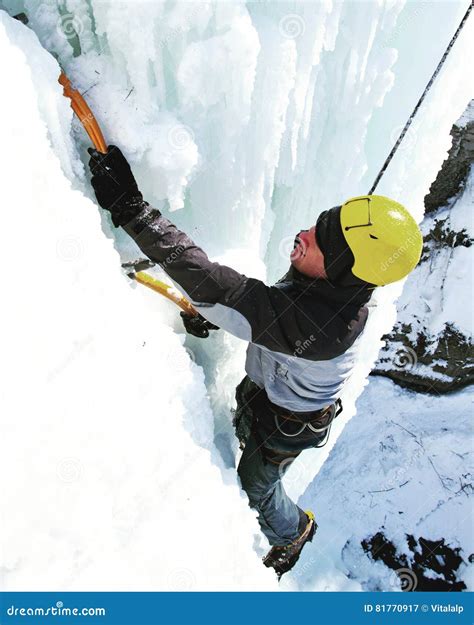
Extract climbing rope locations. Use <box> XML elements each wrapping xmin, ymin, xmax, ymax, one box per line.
<box><xmin>368</xmin><ymin>3</ymin><xmax>472</xmax><ymax>195</ymax></box>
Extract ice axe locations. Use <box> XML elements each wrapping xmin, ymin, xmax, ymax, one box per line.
<box><xmin>57</xmin><ymin>75</ymin><xmax>215</xmax><ymax>334</ymax></box>
<box><xmin>122</xmin><ymin>259</ymin><xmax>197</xmax><ymax>316</ymax></box>
<box><xmin>56</xmin><ymin>73</ymin><xmax>190</xmax><ymax>311</ymax></box>
<box><xmin>122</xmin><ymin>260</ymin><xmax>218</xmax><ymax>338</ymax></box>
<box><xmin>58</xmin><ymin>72</ymin><xmax>108</xmax><ymax>154</ymax></box>
<box><xmin>59</xmin><ymin>63</ymin><xmax>209</xmax><ymax>336</ymax></box>
<box><xmin>13</xmin><ymin>11</ymin><xmax>213</xmax><ymax>337</ymax></box>
<box><xmin>12</xmin><ymin>13</ymin><xmax>105</xmax><ymax>156</ymax></box>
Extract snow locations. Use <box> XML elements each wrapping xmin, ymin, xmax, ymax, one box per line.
<box><xmin>393</xmin><ymin>164</ymin><xmax>473</xmax><ymax>341</ymax></box>
<box><xmin>282</xmin><ymin>377</ymin><xmax>473</xmax><ymax>591</ymax></box>
<box><xmin>0</xmin><ymin>11</ymin><xmax>276</xmax><ymax>591</ymax></box>
<box><xmin>455</xmin><ymin>98</ymin><xmax>474</xmax><ymax>128</ymax></box>
<box><xmin>0</xmin><ymin>0</ymin><xmax>472</xmax><ymax>591</ymax></box>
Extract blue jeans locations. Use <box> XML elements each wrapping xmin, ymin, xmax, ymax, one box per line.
<box><xmin>237</xmin><ymin>431</ymin><xmax>306</xmax><ymax>545</ymax></box>
<box><xmin>234</xmin><ymin>376</ymin><xmax>329</xmax><ymax>546</ymax></box>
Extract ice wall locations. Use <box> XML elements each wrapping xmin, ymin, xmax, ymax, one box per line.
<box><xmin>0</xmin><ymin>11</ymin><xmax>277</xmax><ymax>591</ymax></box>
<box><xmin>0</xmin><ymin>0</ymin><xmax>472</xmax><ymax>590</ymax></box>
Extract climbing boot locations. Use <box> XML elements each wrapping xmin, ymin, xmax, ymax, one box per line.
<box><xmin>263</xmin><ymin>510</ymin><xmax>317</xmax><ymax>578</ymax></box>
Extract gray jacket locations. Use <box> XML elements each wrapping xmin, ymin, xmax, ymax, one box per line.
<box><xmin>124</xmin><ymin>207</ymin><xmax>371</xmax><ymax>412</ymax></box>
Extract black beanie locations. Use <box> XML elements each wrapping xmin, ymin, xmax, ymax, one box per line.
<box><xmin>315</xmin><ymin>206</ymin><xmax>355</xmax><ymax>283</ymax></box>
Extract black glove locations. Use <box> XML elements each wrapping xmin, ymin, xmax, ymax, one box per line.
<box><xmin>180</xmin><ymin>312</ymin><xmax>219</xmax><ymax>339</ymax></box>
<box><xmin>88</xmin><ymin>145</ymin><xmax>148</xmax><ymax>227</ymax></box>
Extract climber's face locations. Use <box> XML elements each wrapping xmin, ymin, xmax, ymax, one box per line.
<box><xmin>290</xmin><ymin>225</ymin><xmax>327</xmax><ymax>279</ymax></box>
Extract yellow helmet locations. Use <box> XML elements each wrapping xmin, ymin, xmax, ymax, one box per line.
<box><xmin>340</xmin><ymin>195</ymin><xmax>423</xmax><ymax>286</ymax></box>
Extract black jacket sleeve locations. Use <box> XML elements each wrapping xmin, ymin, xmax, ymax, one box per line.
<box><xmin>123</xmin><ymin>207</ymin><xmax>249</xmax><ymax>305</ymax></box>
<box><xmin>123</xmin><ymin>206</ymin><xmax>368</xmax><ymax>359</ymax></box>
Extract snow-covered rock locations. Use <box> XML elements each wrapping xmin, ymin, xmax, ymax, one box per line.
<box><xmin>286</xmin><ymin>379</ymin><xmax>473</xmax><ymax>591</ymax></box>
<box><xmin>374</xmin><ymin>102</ymin><xmax>473</xmax><ymax>392</ymax></box>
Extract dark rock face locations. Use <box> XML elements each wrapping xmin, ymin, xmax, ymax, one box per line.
<box><xmin>361</xmin><ymin>531</ymin><xmax>467</xmax><ymax>592</ymax></box>
<box><xmin>424</xmin><ymin>102</ymin><xmax>474</xmax><ymax>214</ymax></box>
<box><xmin>373</xmin><ymin>101</ymin><xmax>473</xmax><ymax>394</ymax></box>
<box><xmin>421</xmin><ymin>217</ymin><xmax>472</xmax><ymax>263</ymax></box>
<box><xmin>373</xmin><ymin>322</ymin><xmax>473</xmax><ymax>394</ymax></box>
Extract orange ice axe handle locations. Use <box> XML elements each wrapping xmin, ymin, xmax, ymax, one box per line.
<box><xmin>59</xmin><ymin>72</ymin><xmax>108</xmax><ymax>154</ymax></box>
<box><xmin>134</xmin><ymin>272</ymin><xmax>198</xmax><ymax>318</ymax></box>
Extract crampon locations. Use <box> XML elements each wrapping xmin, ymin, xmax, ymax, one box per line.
<box><xmin>263</xmin><ymin>510</ymin><xmax>317</xmax><ymax>579</ymax></box>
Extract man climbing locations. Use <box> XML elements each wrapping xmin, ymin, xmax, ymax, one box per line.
<box><xmin>88</xmin><ymin>145</ymin><xmax>423</xmax><ymax>578</ymax></box>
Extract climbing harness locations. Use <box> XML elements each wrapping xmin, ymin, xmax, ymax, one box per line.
<box><xmin>368</xmin><ymin>3</ymin><xmax>472</xmax><ymax>194</ymax></box>
<box><xmin>273</xmin><ymin>399</ymin><xmax>343</xmax><ymax>449</ymax></box>
<box><xmin>237</xmin><ymin>377</ymin><xmax>344</xmax><ymax>463</ymax></box>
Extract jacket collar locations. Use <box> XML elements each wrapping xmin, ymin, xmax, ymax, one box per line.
<box><xmin>276</xmin><ymin>266</ymin><xmax>374</xmax><ymax>311</ymax></box>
